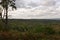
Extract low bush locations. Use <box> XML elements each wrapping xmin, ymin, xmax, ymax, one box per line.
<box><xmin>32</xmin><ymin>26</ymin><xmax>55</xmax><ymax>35</ymax></box>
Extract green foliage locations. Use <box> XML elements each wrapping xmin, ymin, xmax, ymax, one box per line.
<box><xmin>0</xmin><ymin>19</ymin><xmax>60</xmax><ymax>40</ymax></box>
<box><xmin>31</xmin><ymin>26</ymin><xmax>55</xmax><ymax>35</ymax></box>
<box><xmin>0</xmin><ymin>0</ymin><xmax>16</xmax><ymax>9</ymax></box>
<box><xmin>44</xmin><ymin>27</ymin><xmax>55</xmax><ymax>34</ymax></box>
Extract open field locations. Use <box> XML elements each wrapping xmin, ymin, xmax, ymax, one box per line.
<box><xmin>0</xmin><ymin>19</ymin><xmax>60</xmax><ymax>40</ymax></box>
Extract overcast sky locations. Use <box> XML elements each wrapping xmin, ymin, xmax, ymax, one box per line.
<box><xmin>7</xmin><ymin>0</ymin><xmax>60</xmax><ymax>19</ymax></box>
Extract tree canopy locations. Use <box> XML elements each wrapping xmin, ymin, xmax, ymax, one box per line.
<box><xmin>0</xmin><ymin>0</ymin><xmax>16</xmax><ymax>9</ymax></box>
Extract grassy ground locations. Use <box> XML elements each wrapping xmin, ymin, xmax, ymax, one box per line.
<box><xmin>0</xmin><ymin>19</ymin><xmax>60</xmax><ymax>40</ymax></box>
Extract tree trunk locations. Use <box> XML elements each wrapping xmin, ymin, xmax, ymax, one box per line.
<box><xmin>4</xmin><ymin>5</ymin><xmax>8</xmax><ymax>31</ymax></box>
<box><xmin>4</xmin><ymin>0</ymin><xmax>8</xmax><ymax>31</ymax></box>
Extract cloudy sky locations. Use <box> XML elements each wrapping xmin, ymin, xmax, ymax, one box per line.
<box><xmin>7</xmin><ymin>0</ymin><xmax>60</xmax><ymax>19</ymax></box>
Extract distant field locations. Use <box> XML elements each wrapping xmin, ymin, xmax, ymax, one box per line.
<box><xmin>0</xmin><ymin>19</ymin><xmax>60</xmax><ymax>40</ymax></box>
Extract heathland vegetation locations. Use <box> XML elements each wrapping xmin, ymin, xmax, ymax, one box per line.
<box><xmin>0</xmin><ymin>19</ymin><xmax>60</xmax><ymax>40</ymax></box>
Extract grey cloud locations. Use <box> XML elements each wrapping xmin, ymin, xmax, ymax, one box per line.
<box><xmin>8</xmin><ymin>0</ymin><xmax>60</xmax><ymax>19</ymax></box>
<box><xmin>40</xmin><ymin>0</ymin><xmax>56</xmax><ymax>6</ymax></box>
<box><xmin>15</xmin><ymin>0</ymin><xmax>40</xmax><ymax>8</ymax></box>
<box><xmin>15</xmin><ymin>0</ymin><xmax>26</xmax><ymax>8</ymax></box>
<box><xmin>28</xmin><ymin>2</ymin><xmax>40</xmax><ymax>7</ymax></box>
<box><xmin>15</xmin><ymin>0</ymin><xmax>57</xmax><ymax>8</ymax></box>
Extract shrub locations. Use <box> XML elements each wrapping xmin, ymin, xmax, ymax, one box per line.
<box><xmin>32</xmin><ymin>26</ymin><xmax>55</xmax><ymax>35</ymax></box>
<box><xmin>0</xmin><ymin>32</ymin><xmax>19</xmax><ymax>40</ymax></box>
